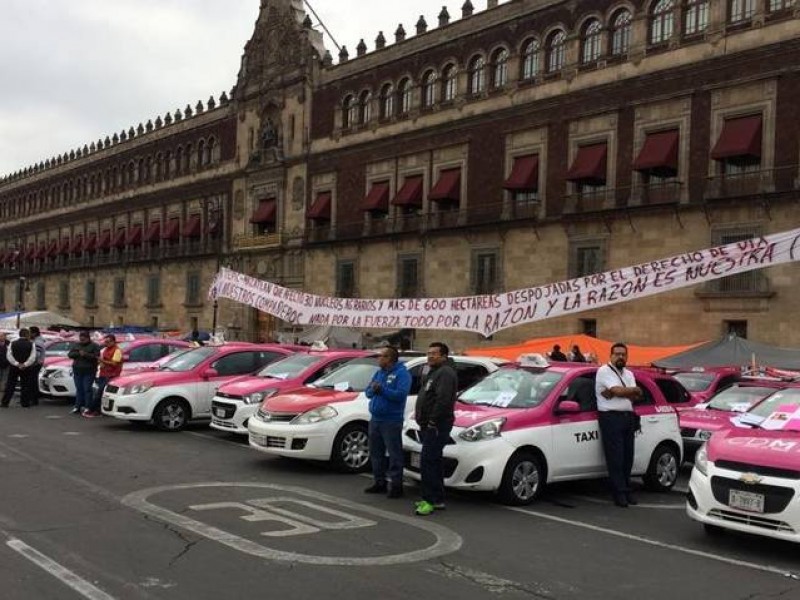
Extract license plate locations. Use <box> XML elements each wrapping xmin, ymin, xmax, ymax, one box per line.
<box><xmin>729</xmin><ymin>489</ymin><xmax>765</xmax><ymax>513</ymax></box>
<box><xmin>214</xmin><ymin>408</ymin><xmax>226</xmax><ymax>418</ymax></box>
<box><xmin>250</xmin><ymin>434</ymin><xmax>267</xmax><ymax>447</ymax></box>
<box><xmin>410</xmin><ymin>451</ymin><xmax>421</xmax><ymax>469</ymax></box>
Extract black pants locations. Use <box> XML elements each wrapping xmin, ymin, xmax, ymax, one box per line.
<box><xmin>31</xmin><ymin>364</ymin><xmax>42</xmax><ymax>405</ymax></box>
<box><xmin>419</xmin><ymin>424</ymin><xmax>452</xmax><ymax>504</ymax></box>
<box><xmin>1</xmin><ymin>367</ymin><xmax>38</xmax><ymax>407</ymax></box>
<box><xmin>598</xmin><ymin>411</ymin><xmax>636</xmax><ymax>498</ymax></box>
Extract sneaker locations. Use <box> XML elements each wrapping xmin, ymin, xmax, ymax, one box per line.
<box><xmin>415</xmin><ymin>500</ymin><xmax>435</xmax><ymax>516</ymax></box>
<box><xmin>364</xmin><ymin>482</ymin><xmax>388</xmax><ymax>494</ymax></box>
<box><xmin>82</xmin><ymin>411</ymin><xmax>100</xmax><ymax>418</ymax></box>
<box><xmin>70</xmin><ymin>407</ymin><xmax>81</xmax><ymax>414</ymax></box>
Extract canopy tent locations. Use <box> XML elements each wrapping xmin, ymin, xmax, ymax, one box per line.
<box><xmin>653</xmin><ymin>335</ymin><xmax>800</xmax><ymax>370</ymax></box>
<box><xmin>0</xmin><ymin>311</ymin><xmax>80</xmax><ymax>329</ymax></box>
<box><xmin>464</xmin><ymin>334</ymin><xmax>702</xmax><ymax>366</ymax></box>
<box><xmin>294</xmin><ymin>325</ymin><xmax>363</xmax><ymax>349</ymax></box>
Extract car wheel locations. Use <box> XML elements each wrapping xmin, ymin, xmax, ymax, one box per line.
<box><xmin>153</xmin><ymin>398</ymin><xmax>190</xmax><ymax>432</ymax></box>
<box><xmin>330</xmin><ymin>423</ymin><xmax>370</xmax><ymax>473</ymax></box>
<box><xmin>497</xmin><ymin>451</ymin><xmax>545</xmax><ymax>505</ymax></box>
<box><xmin>643</xmin><ymin>443</ymin><xmax>679</xmax><ymax>492</ymax></box>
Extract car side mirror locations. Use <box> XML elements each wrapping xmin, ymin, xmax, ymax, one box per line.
<box><xmin>203</xmin><ymin>368</ymin><xmax>219</xmax><ymax>379</ymax></box>
<box><xmin>556</xmin><ymin>400</ymin><xmax>581</xmax><ymax>414</ymax></box>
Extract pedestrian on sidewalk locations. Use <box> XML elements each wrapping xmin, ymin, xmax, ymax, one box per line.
<box><xmin>413</xmin><ymin>342</ymin><xmax>458</xmax><ymax>516</ymax></box>
<box><xmin>28</xmin><ymin>326</ymin><xmax>46</xmax><ymax>406</ymax></box>
<box><xmin>364</xmin><ymin>346</ymin><xmax>411</xmax><ymax>499</ymax></box>
<box><xmin>85</xmin><ymin>334</ymin><xmax>123</xmax><ymax>418</ymax></box>
<box><xmin>1</xmin><ymin>329</ymin><xmax>38</xmax><ymax>408</ymax></box>
<box><xmin>67</xmin><ymin>331</ymin><xmax>100</xmax><ymax>415</ymax></box>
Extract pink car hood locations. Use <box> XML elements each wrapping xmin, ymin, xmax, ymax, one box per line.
<box><xmin>112</xmin><ymin>370</ymin><xmax>200</xmax><ymax>388</ymax></box>
<box><xmin>218</xmin><ymin>375</ymin><xmax>302</xmax><ymax>396</ymax></box>
<box><xmin>708</xmin><ymin>428</ymin><xmax>800</xmax><ymax>471</ymax></box>
<box><xmin>263</xmin><ymin>388</ymin><xmax>360</xmax><ymax>413</ymax></box>
<box><xmin>680</xmin><ymin>409</ymin><xmax>734</xmax><ymax>432</ymax></box>
<box><xmin>453</xmin><ymin>402</ymin><xmax>546</xmax><ymax>430</ymax></box>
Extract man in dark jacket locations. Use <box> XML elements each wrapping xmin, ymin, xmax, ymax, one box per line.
<box><xmin>413</xmin><ymin>342</ymin><xmax>458</xmax><ymax>516</ymax></box>
<box><xmin>2</xmin><ymin>329</ymin><xmax>38</xmax><ymax>408</ymax></box>
<box><xmin>364</xmin><ymin>346</ymin><xmax>412</xmax><ymax>498</ymax></box>
<box><xmin>67</xmin><ymin>332</ymin><xmax>100</xmax><ymax>415</ymax></box>
<box><xmin>28</xmin><ymin>326</ymin><xmax>46</xmax><ymax>406</ymax></box>
<box><xmin>0</xmin><ymin>332</ymin><xmax>9</xmax><ymax>399</ymax></box>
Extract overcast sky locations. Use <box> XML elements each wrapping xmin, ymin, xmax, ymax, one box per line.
<box><xmin>0</xmin><ymin>1</ymin><xmax>505</xmax><ymax>177</ymax></box>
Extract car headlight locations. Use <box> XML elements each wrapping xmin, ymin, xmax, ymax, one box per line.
<box><xmin>243</xmin><ymin>389</ymin><xmax>278</xmax><ymax>405</ymax></box>
<box><xmin>121</xmin><ymin>382</ymin><xmax>153</xmax><ymax>395</ymax></box>
<box><xmin>291</xmin><ymin>405</ymin><xmax>338</xmax><ymax>425</ymax></box>
<box><xmin>697</xmin><ymin>430</ymin><xmax>712</xmax><ymax>441</ymax></box>
<box><xmin>458</xmin><ymin>417</ymin><xmax>507</xmax><ymax>442</ymax></box>
<box><xmin>694</xmin><ymin>443</ymin><xmax>709</xmax><ymax>477</ymax></box>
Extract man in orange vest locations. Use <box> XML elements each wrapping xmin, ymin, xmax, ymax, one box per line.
<box><xmin>85</xmin><ymin>334</ymin><xmax>123</xmax><ymax>418</ymax></box>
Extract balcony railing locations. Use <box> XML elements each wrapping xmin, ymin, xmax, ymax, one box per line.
<box><xmin>705</xmin><ymin>168</ymin><xmax>775</xmax><ymax>200</ymax></box>
<box><xmin>563</xmin><ymin>188</ymin><xmax>616</xmax><ymax>213</ymax></box>
<box><xmin>629</xmin><ymin>181</ymin><xmax>683</xmax><ymax>206</ymax></box>
<box><xmin>233</xmin><ymin>233</ymin><xmax>282</xmax><ymax>249</ymax></box>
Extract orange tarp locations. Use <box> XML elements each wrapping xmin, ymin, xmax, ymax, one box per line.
<box><xmin>464</xmin><ymin>334</ymin><xmax>703</xmax><ymax>366</ymax></box>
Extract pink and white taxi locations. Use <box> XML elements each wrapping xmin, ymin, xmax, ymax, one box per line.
<box><xmin>402</xmin><ymin>360</ymin><xmax>684</xmax><ymax>505</ymax></box>
<box><xmin>210</xmin><ymin>349</ymin><xmax>372</xmax><ymax>435</ymax></box>
<box><xmin>248</xmin><ymin>355</ymin><xmax>503</xmax><ymax>473</ymax></box>
<box><xmin>687</xmin><ymin>387</ymin><xmax>800</xmax><ymax>542</ymax></box>
<box><xmin>101</xmin><ymin>344</ymin><xmax>292</xmax><ymax>431</ymax></box>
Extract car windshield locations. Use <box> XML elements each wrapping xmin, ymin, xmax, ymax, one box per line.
<box><xmin>311</xmin><ymin>357</ymin><xmax>380</xmax><ymax>392</ymax></box>
<box><xmin>45</xmin><ymin>341</ymin><xmax>72</xmax><ymax>355</ymax></box>
<box><xmin>257</xmin><ymin>354</ymin><xmax>321</xmax><ymax>379</ymax></box>
<box><xmin>674</xmin><ymin>372</ymin><xmax>716</xmax><ymax>392</ymax></box>
<box><xmin>459</xmin><ymin>369</ymin><xmax>564</xmax><ymax>409</ymax></box>
<box><xmin>746</xmin><ymin>389</ymin><xmax>800</xmax><ymax>422</ymax></box>
<box><xmin>707</xmin><ymin>386</ymin><xmax>776</xmax><ymax>412</ymax></box>
<box><xmin>158</xmin><ymin>347</ymin><xmax>217</xmax><ymax>372</ymax></box>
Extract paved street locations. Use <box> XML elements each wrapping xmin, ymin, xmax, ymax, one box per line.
<box><xmin>0</xmin><ymin>397</ymin><xmax>798</xmax><ymax>600</ymax></box>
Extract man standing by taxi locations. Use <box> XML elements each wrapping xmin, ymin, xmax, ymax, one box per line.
<box><xmin>85</xmin><ymin>334</ymin><xmax>123</xmax><ymax>418</ymax></box>
<box><xmin>364</xmin><ymin>346</ymin><xmax>411</xmax><ymax>498</ymax></box>
<box><xmin>414</xmin><ymin>342</ymin><xmax>458</xmax><ymax>516</ymax></box>
<box><xmin>68</xmin><ymin>331</ymin><xmax>100</xmax><ymax>415</ymax></box>
<box><xmin>595</xmin><ymin>342</ymin><xmax>642</xmax><ymax>507</ymax></box>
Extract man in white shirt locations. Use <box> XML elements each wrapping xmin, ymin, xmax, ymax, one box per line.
<box><xmin>2</xmin><ymin>329</ymin><xmax>38</xmax><ymax>408</ymax></box>
<box><xmin>595</xmin><ymin>342</ymin><xmax>642</xmax><ymax>507</ymax></box>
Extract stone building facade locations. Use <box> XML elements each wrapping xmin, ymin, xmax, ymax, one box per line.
<box><xmin>1</xmin><ymin>0</ymin><xmax>799</xmax><ymax>349</ymax></box>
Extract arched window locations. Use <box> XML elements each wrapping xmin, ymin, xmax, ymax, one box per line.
<box><xmin>165</xmin><ymin>151</ymin><xmax>173</xmax><ymax>177</ymax></box>
<box><xmin>184</xmin><ymin>143</ymin><xmax>192</xmax><ymax>171</ymax></box>
<box><xmin>546</xmin><ymin>30</ymin><xmax>566</xmax><ymax>73</ymax></box>
<box><xmin>729</xmin><ymin>0</ymin><xmax>756</xmax><ymax>22</ymax></box>
<box><xmin>359</xmin><ymin>90</ymin><xmax>372</xmax><ymax>124</ymax></box>
<box><xmin>144</xmin><ymin>157</ymin><xmax>151</xmax><ymax>181</ymax></box>
<box><xmin>521</xmin><ymin>38</ymin><xmax>541</xmax><ymax>80</ymax></box>
<box><xmin>468</xmin><ymin>55</ymin><xmax>485</xmax><ymax>94</ymax></box>
<box><xmin>128</xmin><ymin>161</ymin><xmax>135</xmax><ymax>185</ymax></box>
<box><xmin>206</xmin><ymin>138</ymin><xmax>216</xmax><ymax>164</ymax></box>
<box><xmin>650</xmin><ymin>0</ymin><xmax>675</xmax><ymax>45</ymax></box>
<box><xmin>581</xmin><ymin>20</ymin><xmax>603</xmax><ymax>63</ymax></box>
<box><xmin>421</xmin><ymin>70</ymin><xmax>436</xmax><ymax>108</ymax></box>
<box><xmin>610</xmin><ymin>10</ymin><xmax>632</xmax><ymax>55</ymax></box>
<box><xmin>175</xmin><ymin>147</ymin><xmax>184</xmax><ymax>175</ymax></box>
<box><xmin>343</xmin><ymin>95</ymin><xmax>358</xmax><ymax>128</ymax></box>
<box><xmin>155</xmin><ymin>154</ymin><xmax>163</xmax><ymax>180</ymax></box>
<box><xmin>397</xmin><ymin>78</ymin><xmax>412</xmax><ymax>115</ymax></box>
<box><xmin>380</xmin><ymin>83</ymin><xmax>395</xmax><ymax>118</ymax></box>
<box><xmin>441</xmin><ymin>64</ymin><xmax>457</xmax><ymax>101</ymax></box>
<box><xmin>684</xmin><ymin>0</ymin><xmax>709</xmax><ymax>34</ymax></box>
<box><xmin>492</xmin><ymin>48</ymin><xmax>509</xmax><ymax>88</ymax></box>
<box><xmin>197</xmin><ymin>141</ymin><xmax>206</xmax><ymax>166</ymax></box>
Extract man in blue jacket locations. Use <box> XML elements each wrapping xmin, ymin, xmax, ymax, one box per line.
<box><xmin>364</xmin><ymin>346</ymin><xmax>412</xmax><ymax>498</ymax></box>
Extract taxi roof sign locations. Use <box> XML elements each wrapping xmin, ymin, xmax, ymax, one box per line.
<box><xmin>518</xmin><ymin>353</ymin><xmax>550</xmax><ymax>368</ymax></box>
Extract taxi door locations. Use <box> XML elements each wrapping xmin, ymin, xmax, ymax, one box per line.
<box><xmin>195</xmin><ymin>351</ymin><xmax>268</xmax><ymax>416</ymax></box>
<box><xmin>632</xmin><ymin>377</ymin><xmax>679</xmax><ymax>472</ymax></box>
<box><xmin>550</xmin><ymin>374</ymin><xmax>606</xmax><ymax>478</ymax></box>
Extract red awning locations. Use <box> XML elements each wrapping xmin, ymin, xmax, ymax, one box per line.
<box><xmin>503</xmin><ymin>155</ymin><xmax>540</xmax><ymax>190</ymax></box>
<box><xmin>162</xmin><ymin>218</ymin><xmax>180</xmax><ymax>241</ymax></box>
<box><xmin>83</xmin><ymin>233</ymin><xmax>97</xmax><ymax>253</ymax></box>
<box><xmin>143</xmin><ymin>221</ymin><xmax>161</xmax><ymax>242</ymax></box>
<box><xmin>307</xmin><ymin>192</ymin><xmax>332</xmax><ymax>219</ymax></box>
<box><xmin>392</xmin><ymin>176</ymin><xmax>423</xmax><ymax>207</ymax></box>
<box><xmin>126</xmin><ymin>225</ymin><xmax>143</xmax><ymax>246</ymax></box>
<box><xmin>111</xmin><ymin>228</ymin><xmax>127</xmax><ymax>249</ymax></box>
<box><xmin>429</xmin><ymin>168</ymin><xmax>461</xmax><ymax>202</ymax></box>
<box><xmin>97</xmin><ymin>230</ymin><xmax>112</xmax><ymax>250</ymax></box>
<box><xmin>58</xmin><ymin>238</ymin><xmax>71</xmax><ymax>255</ymax></box>
<box><xmin>711</xmin><ymin>115</ymin><xmax>762</xmax><ymax>160</ymax></box>
<box><xmin>566</xmin><ymin>143</ymin><xmax>607</xmax><ymax>184</ymax></box>
<box><xmin>250</xmin><ymin>199</ymin><xmax>277</xmax><ymax>224</ymax></box>
<box><xmin>183</xmin><ymin>214</ymin><xmax>201</xmax><ymax>238</ymax></box>
<box><xmin>23</xmin><ymin>244</ymin><xmax>35</xmax><ymax>261</ymax></box>
<box><xmin>70</xmin><ymin>234</ymin><xmax>84</xmax><ymax>254</ymax></box>
<box><xmin>35</xmin><ymin>243</ymin><xmax>47</xmax><ymax>260</ymax></box>
<box><xmin>633</xmin><ymin>130</ymin><xmax>679</xmax><ymax>173</ymax></box>
<box><xmin>47</xmin><ymin>239</ymin><xmax>59</xmax><ymax>258</ymax></box>
<box><xmin>361</xmin><ymin>182</ymin><xmax>390</xmax><ymax>212</ymax></box>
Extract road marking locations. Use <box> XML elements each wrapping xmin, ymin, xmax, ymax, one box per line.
<box><xmin>123</xmin><ymin>482</ymin><xmax>463</xmax><ymax>566</ymax></box>
<box><xmin>45</xmin><ymin>415</ymin><xmax>64</xmax><ymax>420</ymax></box>
<box><xmin>8</xmin><ymin>434</ymin><xmax>29</xmax><ymax>439</ymax></box>
<box><xmin>506</xmin><ymin>506</ymin><xmax>799</xmax><ymax>578</ymax></box>
<box><xmin>5</xmin><ymin>536</ymin><xmax>116</xmax><ymax>600</ymax></box>
<box><xmin>565</xmin><ymin>494</ymin><xmax>684</xmax><ymax>510</ymax></box>
<box><xmin>64</xmin><ymin>432</ymin><xmax>82</xmax><ymax>436</ymax></box>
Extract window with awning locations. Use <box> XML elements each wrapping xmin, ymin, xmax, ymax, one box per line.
<box><xmin>161</xmin><ymin>218</ymin><xmax>181</xmax><ymax>241</ymax></box>
<box><xmin>126</xmin><ymin>224</ymin><xmax>143</xmax><ymax>246</ymax></box>
<box><xmin>392</xmin><ymin>176</ymin><xmax>423</xmax><ymax>207</ymax></box>
<box><xmin>58</xmin><ymin>238</ymin><xmax>71</xmax><ymax>255</ymax></box>
<box><xmin>23</xmin><ymin>245</ymin><xmax>35</xmax><ymax>261</ymax></box>
<box><xmin>83</xmin><ymin>234</ymin><xmax>97</xmax><ymax>253</ymax></box>
<box><xmin>69</xmin><ymin>235</ymin><xmax>84</xmax><ymax>254</ymax></box>
<box><xmin>361</xmin><ymin>181</ymin><xmax>390</xmax><ymax>212</ymax></box>
<box><xmin>307</xmin><ymin>192</ymin><xmax>332</xmax><ymax>220</ymax></box>
<box><xmin>97</xmin><ymin>230</ymin><xmax>112</xmax><ymax>251</ymax></box>
<box><xmin>250</xmin><ymin>199</ymin><xmax>277</xmax><ymax>224</ymax></box>
<box><xmin>35</xmin><ymin>243</ymin><xmax>47</xmax><ymax>260</ymax></box>
<box><xmin>143</xmin><ymin>221</ymin><xmax>161</xmax><ymax>243</ymax></box>
<box><xmin>566</xmin><ymin>143</ymin><xmax>607</xmax><ymax>184</ymax></box>
<box><xmin>429</xmin><ymin>168</ymin><xmax>461</xmax><ymax>202</ymax></box>
<box><xmin>633</xmin><ymin>130</ymin><xmax>679</xmax><ymax>175</ymax></box>
<box><xmin>503</xmin><ymin>155</ymin><xmax>540</xmax><ymax>190</ymax></box>
<box><xmin>47</xmin><ymin>239</ymin><xmax>59</xmax><ymax>258</ymax></box>
<box><xmin>182</xmin><ymin>214</ymin><xmax>201</xmax><ymax>238</ymax></box>
<box><xmin>710</xmin><ymin>115</ymin><xmax>762</xmax><ymax>161</ymax></box>
<box><xmin>111</xmin><ymin>228</ymin><xmax>127</xmax><ymax>249</ymax></box>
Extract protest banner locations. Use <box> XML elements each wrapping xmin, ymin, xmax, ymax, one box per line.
<box><xmin>209</xmin><ymin>227</ymin><xmax>800</xmax><ymax>337</ymax></box>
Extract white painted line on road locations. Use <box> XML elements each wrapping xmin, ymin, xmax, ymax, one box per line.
<box><xmin>46</xmin><ymin>415</ymin><xmax>64</xmax><ymax>420</ymax></box>
<box><xmin>185</xmin><ymin>431</ymin><xmax>249</xmax><ymax>449</ymax></box>
<box><xmin>6</xmin><ymin>537</ymin><xmax>117</xmax><ymax>600</ymax></box>
<box><xmin>63</xmin><ymin>432</ymin><xmax>82</xmax><ymax>436</ymax></box>
<box><xmin>506</xmin><ymin>506</ymin><xmax>798</xmax><ymax>578</ymax></box>
<box><xmin>565</xmin><ymin>494</ymin><xmax>684</xmax><ymax>510</ymax></box>
<box><xmin>8</xmin><ymin>434</ymin><xmax>29</xmax><ymax>438</ymax></box>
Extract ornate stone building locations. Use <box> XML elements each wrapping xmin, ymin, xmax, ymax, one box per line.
<box><xmin>1</xmin><ymin>0</ymin><xmax>799</xmax><ymax>349</ymax></box>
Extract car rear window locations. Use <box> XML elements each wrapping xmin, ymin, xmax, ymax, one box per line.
<box><xmin>674</xmin><ymin>372</ymin><xmax>715</xmax><ymax>392</ymax></box>
<box><xmin>257</xmin><ymin>354</ymin><xmax>321</xmax><ymax>379</ymax></box>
